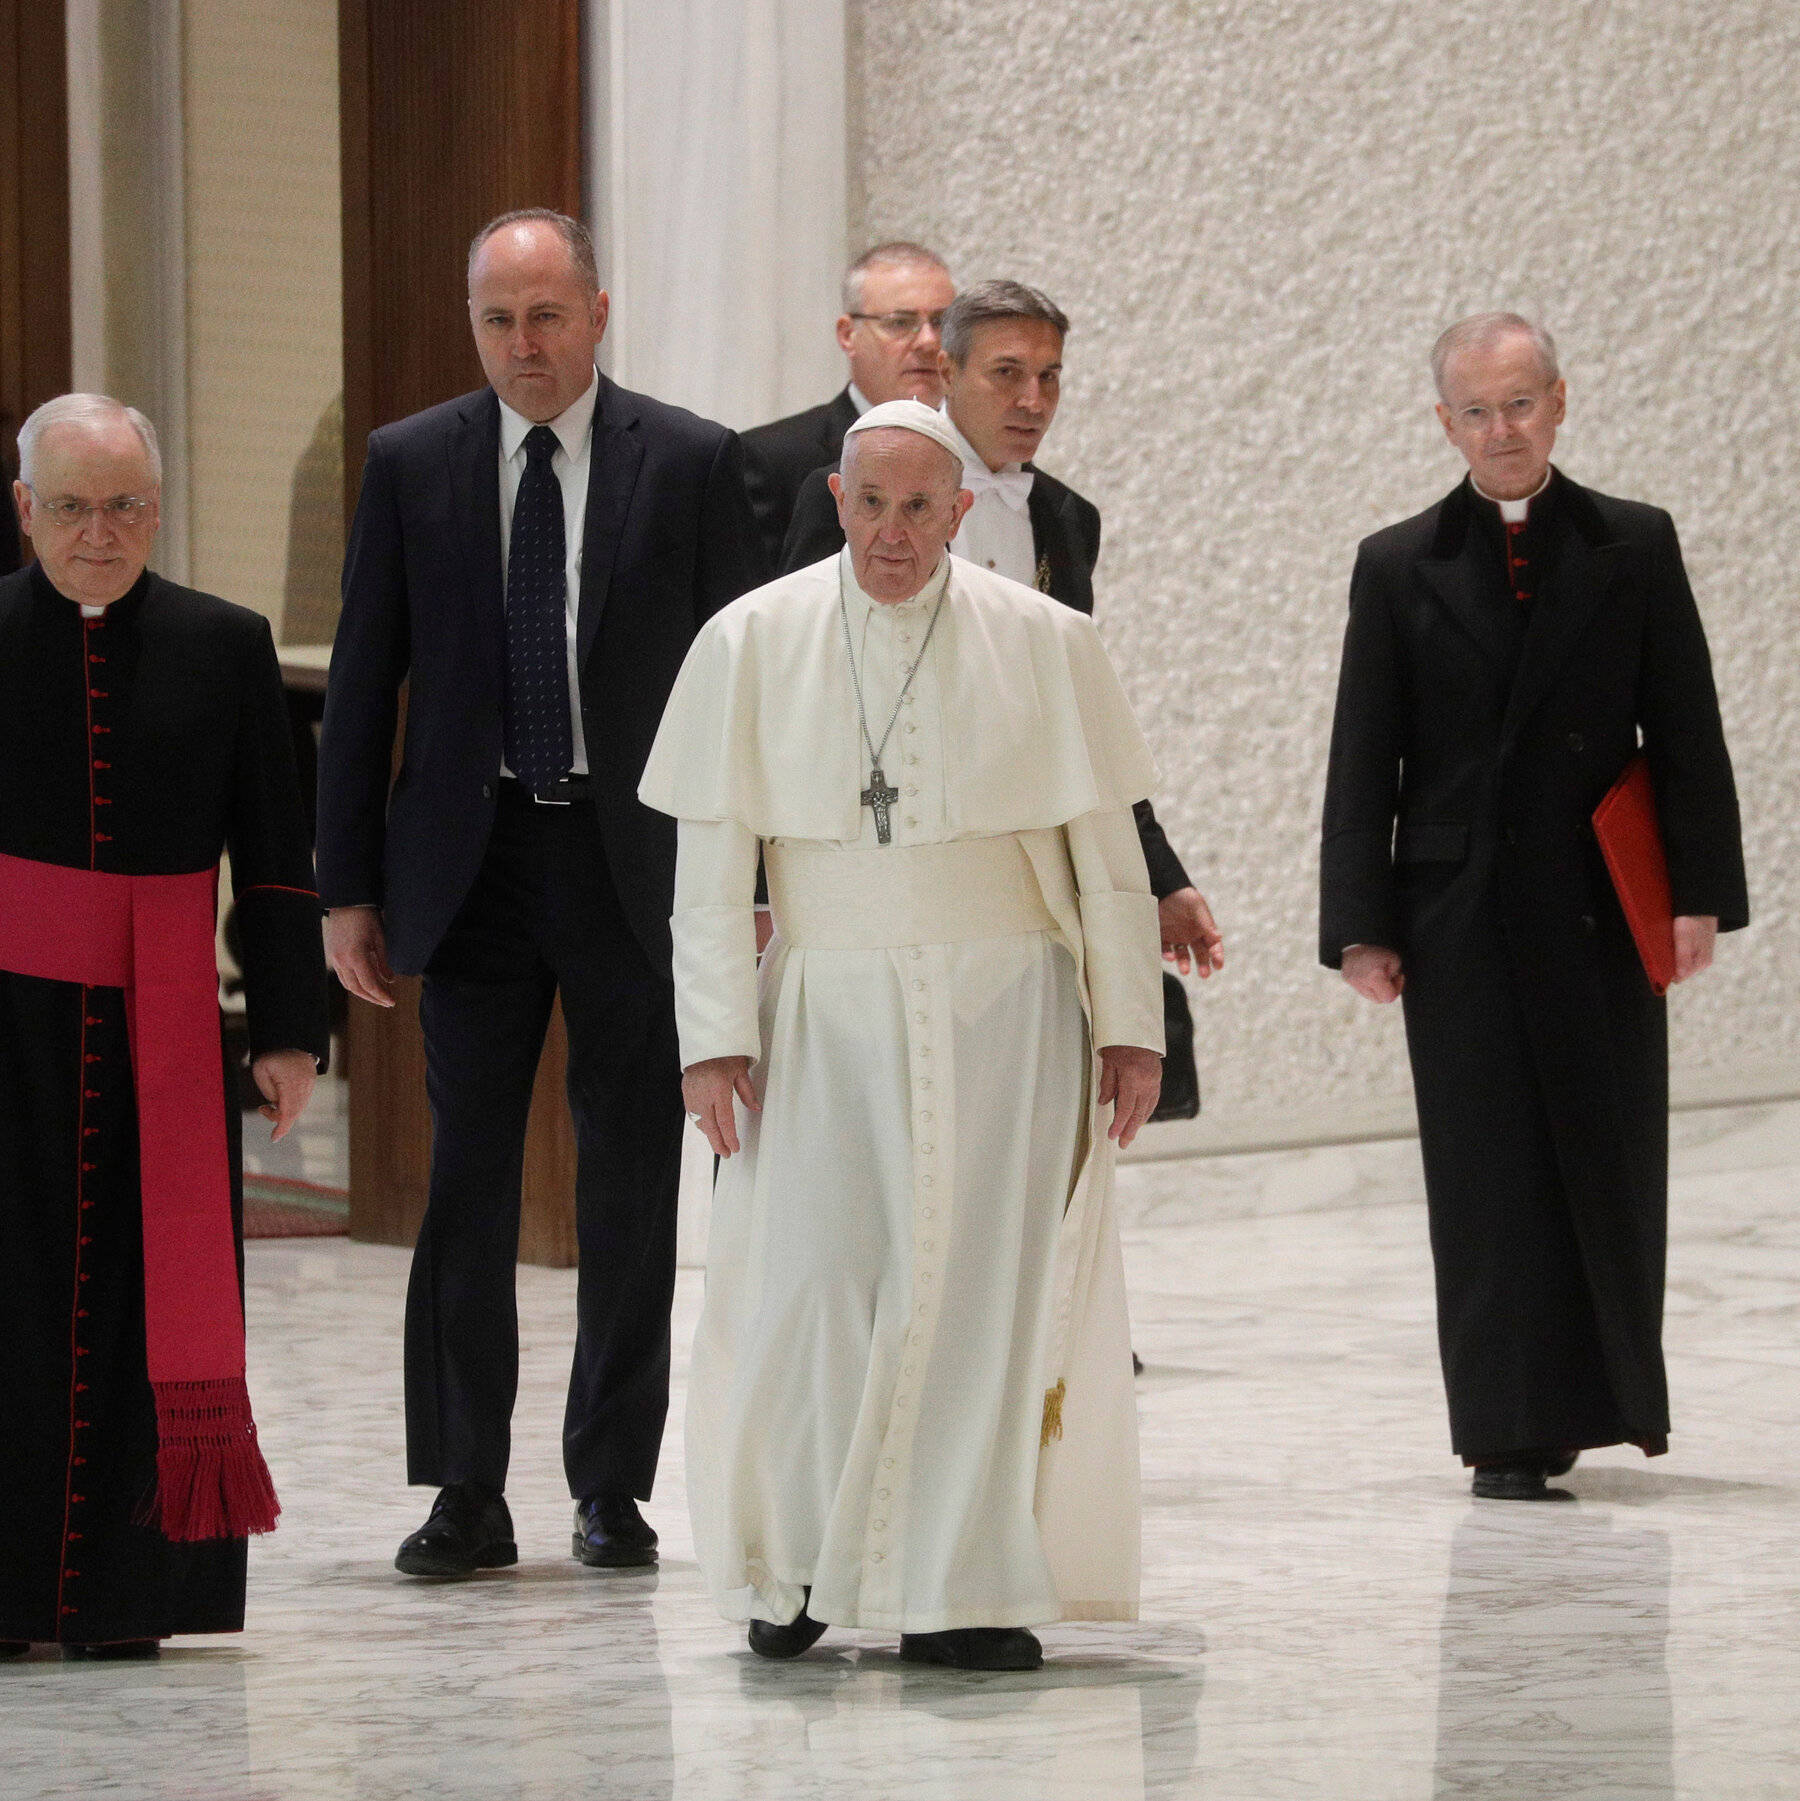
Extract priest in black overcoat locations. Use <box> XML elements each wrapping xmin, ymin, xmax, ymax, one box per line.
<box><xmin>0</xmin><ymin>396</ymin><xmax>328</xmax><ymax>1657</ymax></box>
<box><xmin>1320</xmin><ymin>315</ymin><xmax>1747</xmax><ymax>1500</ymax></box>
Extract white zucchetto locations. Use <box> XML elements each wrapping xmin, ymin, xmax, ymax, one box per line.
<box><xmin>843</xmin><ymin>398</ymin><xmax>966</xmax><ymax>473</ymax></box>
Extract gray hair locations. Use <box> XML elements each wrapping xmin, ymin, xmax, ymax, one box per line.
<box><xmin>941</xmin><ymin>280</ymin><xmax>1070</xmax><ymax>366</ymax></box>
<box><xmin>842</xmin><ymin>241</ymin><xmax>951</xmax><ymax>314</ymax></box>
<box><xmin>1430</xmin><ymin>312</ymin><xmax>1561</xmax><ymax>398</ymax></box>
<box><xmin>468</xmin><ymin>208</ymin><xmax>599</xmax><ymax>291</ymax></box>
<box><xmin>17</xmin><ymin>393</ymin><xmax>162</xmax><ymax>486</ymax></box>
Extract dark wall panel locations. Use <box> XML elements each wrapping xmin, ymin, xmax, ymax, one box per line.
<box><xmin>338</xmin><ymin>0</ymin><xmax>583</xmax><ymax>1267</ymax></box>
<box><xmin>0</xmin><ymin>0</ymin><xmax>70</xmax><ymax>484</ymax></box>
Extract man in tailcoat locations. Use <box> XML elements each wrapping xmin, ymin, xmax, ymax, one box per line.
<box><xmin>1320</xmin><ymin>314</ymin><xmax>1747</xmax><ymax>1499</ymax></box>
<box><xmin>317</xmin><ymin>210</ymin><xmax>763</xmax><ymax>1576</ymax></box>
<box><xmin>739</xmin><ymin>241</ymin><xmax>955</xmax><ymax>575</ymax></box>
<box><xmin>1</xmin><ymin>395</ymin><xmax>327</xmax><ymax>1658</ymax></box>
<box><xmin>784</xmin><ymin>280</ymin><xmax>1223</xmax><ymax>981</ymax></box>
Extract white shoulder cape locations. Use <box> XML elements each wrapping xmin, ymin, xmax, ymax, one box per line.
<box><xmin>639</xmin><ymin>552</ymin><xmax>1156</xmax><ymax>837</ymax></box>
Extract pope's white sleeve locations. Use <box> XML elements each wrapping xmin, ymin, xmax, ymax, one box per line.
<box><xmin>1066</xmin><ymin>805</ymin><xmax>1165</xmax><ymax>1055</ymax></box>
<box><xmin>672</xmin><ymin>817</ymin><xmax>763</xmax><ymax>1069</ymax></box>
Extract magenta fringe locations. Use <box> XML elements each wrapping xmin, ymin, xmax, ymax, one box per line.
<box><xmin>150</xmin><ymin>1378</ymin><xmax>281</xmax><ymax>1542</ymax></box>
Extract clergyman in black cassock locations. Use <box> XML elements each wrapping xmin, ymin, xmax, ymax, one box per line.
<box><xmin>1320</xmin><ymin>315</ymin><xmax>1746</xmax><ymax>1497</ymax></box>
<box><xmin>1</xmin><ymin>398</ymin><xmax>328</xmax><ymax>1653</ymax></box>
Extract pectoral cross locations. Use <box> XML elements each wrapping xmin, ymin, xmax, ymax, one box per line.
<box><xmin>861</xmin><ymin>764</ymin><xmax>899</xmax><ymax>845</ymax></box>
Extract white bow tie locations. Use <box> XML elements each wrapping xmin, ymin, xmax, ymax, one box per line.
<box><xmin>960</xmin><ymin>462</ymin><xmax>1034</xmax><ymax>512</ymax></box>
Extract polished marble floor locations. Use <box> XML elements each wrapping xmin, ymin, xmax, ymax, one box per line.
<box><xmin>8</xmin><ymin>1101</ymin><xmax>1799</xmax><ymax>1799</ymax></box>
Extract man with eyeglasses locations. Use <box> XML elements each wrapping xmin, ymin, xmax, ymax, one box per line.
<box><xmin>784</xmin><ymin>280</ymin><xmax>1225</xmax><ymax>995</ymax></box>
<box><xmin>1321</xmin><ymin>313</ymin><xmax>1747</xmax><ymax>1501</ymax></box>
<box><xmin>739</xmin><ymin>241</ymin><xmax>955</xmax><ymax>573</ymax></box>
<box><xmin>0</xmin><ymin>393</ymin><xmax>328</xmax><ymax>1660</ymax></box>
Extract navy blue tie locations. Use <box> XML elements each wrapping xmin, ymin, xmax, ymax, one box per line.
<box><xmin>503</xmin><ymin>424</ymin><xmax>574</xmax><ymax>791</ymax></box>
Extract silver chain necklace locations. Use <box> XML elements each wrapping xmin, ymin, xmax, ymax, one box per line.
<box><xmin>837</xmin><ymin>580</ymin><xmax>946</xmax><ymax>844</ymax></box>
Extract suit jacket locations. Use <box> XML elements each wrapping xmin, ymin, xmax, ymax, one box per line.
<box><xmin>740</xmin><ymin>386</ymin><xmax>859</xmax><ymax>575</ymax></box>
<box><xmin>317</xmin><ymin>377</ymin><xmax>765</xmax><ymax>975</ymax></box>
<box><xmin>781</xmin><ymin>458</ymin><xmax>1191</xmax><ymax>898</ymax></box>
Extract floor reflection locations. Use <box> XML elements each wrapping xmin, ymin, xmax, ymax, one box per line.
<box><xmin>711</xmin><ymin>1644</ymin><xmax>1202</xmax><ymax>1799</ymax></box>
<box><xmin>1433</xmin><ymin>1509</ymin><xmax>1672</xmax><ymax>1799</ymax></box>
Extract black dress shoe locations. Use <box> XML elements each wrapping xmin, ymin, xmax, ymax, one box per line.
<box><xmin>1471</xmin><ymin>1460</ymin><xmax>1575</xmax><ymax>1502</ymax></box>
<box><xmin>747</xmin><ymin>1592</ymin><xmax>827</xmax><ymax>1660</ymax></box>
<box><xmin>395</xmin><ymin>1483</ymin><xmax>518</xmax><ymax>1577</ymax></box>
<box><xmin>898</xmin><ymin>1627</ymin><xmax>1043</xmax><ymax>1671</ymax></box>
<box><xmin>573</xmin><ymin>1494</ymin><xmax>658</xmax><ymax>1569</ymax></box>
<box><xmin>2</xmin><ymin>1641</ymin><xmax>29</xmax><ymax>1659</ymax></box>
<box><xmin>1543</xmin><ymin>1450</ymin><xmax>1580</xmax><ymax>1479</ymax></box>
<box><xmin>63</xmin><ymin>1640</ymin><xmax>161</xmax><ymax>1660</ymax></box>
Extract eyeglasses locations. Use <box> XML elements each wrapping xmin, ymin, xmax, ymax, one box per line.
<box><xmin>1450</xmin><ymin>395</ymin><xmax>1546</xmax><ymax>433</ymax></box>
<box><xmin>848</xmin><ymin>310</ymin><xmax>947</xmax><ymax>341</ymax></box>
<box><xmin>25</xmin><ymin>489</ymin><xmax>156</xmax><ymax>528</ymax></box>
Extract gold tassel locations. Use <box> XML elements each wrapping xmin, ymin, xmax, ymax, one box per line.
<box><xmin>1041</xmin><ymin>1378</ymin><xmax>1067</xmax><ymax>1447</ymax></box>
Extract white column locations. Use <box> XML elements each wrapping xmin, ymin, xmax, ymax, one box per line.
<box><xmin>584</xmin><ymin>0</ymin><xmax>847</xmax><ymax>432</ymax></box>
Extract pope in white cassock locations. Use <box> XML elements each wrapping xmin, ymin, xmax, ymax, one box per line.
<box><xmin>639</xmin><ymin>399</ymin><xmax>1165</xmax><ymax>1672</ymax></box>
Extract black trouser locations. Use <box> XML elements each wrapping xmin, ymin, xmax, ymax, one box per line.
<box><xmin>404</xmin><ymin>785</ymin><xmax>682</xmax><ymax>1502</ymax></box>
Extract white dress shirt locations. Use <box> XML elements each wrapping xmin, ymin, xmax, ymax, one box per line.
<box><xmin>497</xmin><ymin>365</ymin><xmax>599</xmax><ymax>778</ymax></box>
<box><xmin>941</xmin><ymin>410</ymin><xmax>1037</xmax><ymax>587</ymax></box>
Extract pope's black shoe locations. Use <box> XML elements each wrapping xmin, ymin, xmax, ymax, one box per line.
<box><xmin>395</xmin><ymin>1483</ymin><xmax>518</xmax><ymax>1576</ymax></box>
<box><xmin>573</xmin><ymin>1494</ymin><xmax>658</xmax><ymax>1569</ymax></box>
<box><xmin>1471</xmin><ymin>1459</ymin><xmax>1575</xmax><ymax>1502</ymax></box>
<box><xmin>63</xmin><ymin>1640</ymin><xmax>160</xmax><ymax>1660</ymax></box>
<box><xmin>898</xmin><ymin>1627</ymin><xmax>1043</xmax><ymax>1671</ymax></box>
<box><xmin>747</xmin><ymin>1590</ymin><xmax>827</xmax><ymax>1660</ymax></box>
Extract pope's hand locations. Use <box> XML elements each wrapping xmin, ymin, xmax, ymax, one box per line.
<box><xmin>684</xmin><ymin>1055</ymin><xmax>760</xmax><ymax>1157</ymax></box>
<box><xmin>324</xmin><ymin>905</ymin><xmax>396</xmax><ymax>1007</ymax></box>
<box><xmin>252</xmin><ymin>1049</ymin><xmax>317</xmax><ymax>1141</ymax></box>
<box><xmin>1342</xmin><ymin>944</ymin><xmax>1404</xmax><ymax>1003</ymax></box>
<box><xmin>1159</xmin><ymin>887</ymin><xmax>1224</xmax><ymax>978</ymax></box>
<box><xmin>1098</xmin><ymin>1045</ymin><xmax>1161</xmax><ymax>1150</ymax></box>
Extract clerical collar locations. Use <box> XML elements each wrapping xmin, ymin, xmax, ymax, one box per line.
<box><xmin>29</xmin><ymin>557</ymin><xmax>151</xmax><ymax>618</ymax></box>
<box><xmin>848</xmin><ymin>381</ymin><xmax>874</xmax><ymax>416</ymax></box>
<box><xmin>498</xmin><ymin>363</ymin><xmax>600</xmax><ymax>463</ymax></box>
<box><xmin>1472</xmin><ymin>467</ymin><xmax>1552</xmax><ymax>524</ymax></box>
<box><xmin>838</xmin><ymin>545</ymin><xmax>952</xmax><ymax>617</ymax></box>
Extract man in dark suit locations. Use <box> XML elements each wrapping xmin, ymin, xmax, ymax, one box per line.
<box><xmin>317</xmin><ymin>209</ymin><xmax>763</xmax><ymax>1576</ymax></box>
<box><xmin>784</xmin><ymin>280</ymin><xmax>1223</xmax><ymax>977</ymax></box>
<box><xmin>739</xmin><ymin>241</ymin><xmax>955</xmax><ymax>574</ymax></box>
<box><xmin>1321</xmin><ymin>313</ymin><xmax>1747</xmax><ymax>1500</ymax></box>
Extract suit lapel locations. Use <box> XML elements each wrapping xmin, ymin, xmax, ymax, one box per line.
<box><xmin>1026</xmin><ymin>482</ymin><xmax>1085</xmax><ymax>611</ymax></box>
<box><xmin>449</xmin><ymin>391</ymin><xmax>505</xmax><ymax>662</ymax></box>
<box><xmin>1500</xmin><ymin>525</ymin><xmax>1623</xmax><ymax>747</ymax></box>
<box><xmin>1418</xmin><ymin>551</ymin><xmax>1514</xmax><ymax>670</ymax></box>
<box><xmin>576</xmin><ymin>376</ymin><xmax>646</xmax><ymax>670</ymax></box>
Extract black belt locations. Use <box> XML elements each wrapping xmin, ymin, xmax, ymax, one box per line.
<box><xmin>501</xmin><ymin>774</ymin><xmax>593</xmax><ymax>807</ymax></box>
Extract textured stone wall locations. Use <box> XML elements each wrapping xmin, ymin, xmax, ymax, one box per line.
<box><xmin>850</xmin><ymin>0</ymin><xmax>1800</xmax><ymax>1132</ymax></box>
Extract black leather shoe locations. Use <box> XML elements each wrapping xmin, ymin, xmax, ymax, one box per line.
<box><xmin>573</xmin><ymin>1494</ymin><xmax>658</xmax><ymax>1569</ymax></box>
<box><xmin>747</xmin><ymin>1593</ymin><xmax>827</xmax><ymax>1660</ymax></box>
<box><xmin>395</xmin><ymin>1483</ymin><xmax>518</xmax><ymax>1576</ymax></box>
<box><xmin>63</xmin><ymin>1640</ymin><xmax>160</xmax><ymax>1660</ymax></box>
<box><xmin>898</xmin><ymin>1627</ymin><xmax>1043</xmax><ymax>1671</ymax></box>
<box><xmin>1543</xmin><ymin>1450</ymin><xmax>1580</xmax><ymax>1479</ymax></box>
<box><xmin>1471</xmin><ymin>1460</ymin><xmax>1575</xmax><ymax>1502</ymax></box>
<box><xmin>1</xmin><ymin>1641</ymin><xmax>29</xmax><ymax>1659</ymax></box>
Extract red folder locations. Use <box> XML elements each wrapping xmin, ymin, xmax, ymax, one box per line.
<box><xmin>1591</xmin><ymin>752</ymin><xmax>1676</xmax><ymax>996</ymax></box>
